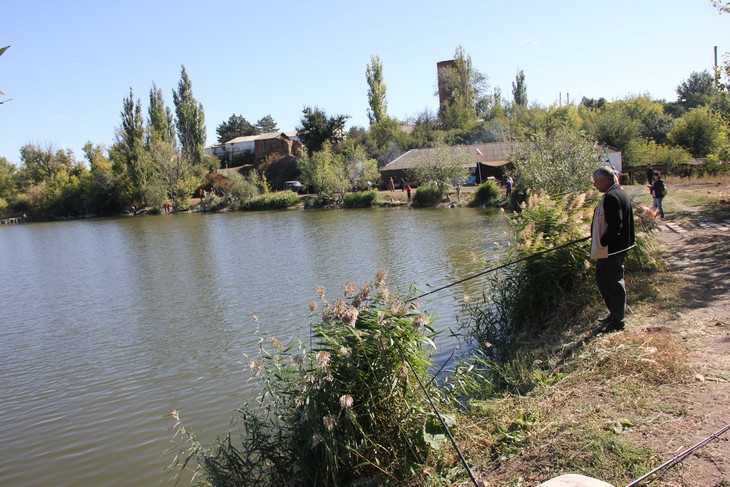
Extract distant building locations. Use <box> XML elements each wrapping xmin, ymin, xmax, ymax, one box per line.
<box><xmin>380</xmin><ymin>142</ymin><xmax>516</xmax><ymax>186</ymax></box>
<box><xmin>204</xmin><ymin>131</ymin><xmax>301</xmax><ymax>162</ymax></box>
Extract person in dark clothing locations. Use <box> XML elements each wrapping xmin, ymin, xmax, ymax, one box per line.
<box><xmin>590</xmin><ymin>166</ymin><xmax>636</xmax><ymax>333</ymax></box>
<box><xmin>646</xmin><ymin>165</ymin><xmax>654</xmax><ymax>185</ymax></box>
<box><xmin>649</xmin><ymin>172</ymin><xmax>666</xmax><ymax>219</ymax></box>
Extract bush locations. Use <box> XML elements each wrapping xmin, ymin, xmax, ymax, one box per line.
<box><xmin>411</xmin><ymin>184</ymin><xmax>444</xmax><ymax>207</ymax></box>
<box><xmin>170</xmin><ymin>272</ymin><xmax>444</xmax><ymax>486</ymax></box>
<box><xmin>239</xmin><ymin>191</ymin><xmax>300</xmax><ymax>210</ymax></box>
<box><xmin>342</xmin><ymin>189</ymin><xmax>378</xmax><ymax>208</ymax></box>
<box><xmin>470</xmin><ymin>180</ymin><xmax>501</xmax><ymax>206</ymax></box>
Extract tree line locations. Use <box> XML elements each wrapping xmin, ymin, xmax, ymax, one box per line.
<box><xmin>1</xmin><ymin>36</ymin><xmax>729</xmax><ymax>219</ymax></box>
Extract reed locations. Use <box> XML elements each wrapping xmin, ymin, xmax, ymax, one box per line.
<box><xmin>170</xmin><ymin>272</ymin><xmax>447</xmax><ymax>486</ymax></box>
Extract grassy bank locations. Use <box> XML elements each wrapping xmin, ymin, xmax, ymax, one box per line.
<box><xmin>427</xmin><ymin>177</ymin><xmax>730</xmax><ymax>486</ymax></box>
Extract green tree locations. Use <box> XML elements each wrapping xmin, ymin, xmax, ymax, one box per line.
<box><xmin>366</xmin><ymin>55</ymin><xmax>388</xmax><ymax>125</ymax></box>
<box><xmin>437</xmin><ymin>45</ymin><xmax>486</xmax><ymax>130</ymax></box>
<box><xmin>113</xmin><ymin>88</ymin><xmax>152</xmax><ymax>204</ymax></box>
<box><xmin>147</xmin><ymin>83</ymin><xmax>175</xmax><ymax>145</ymax></box>
<box><xmin>635</xmin><ymin>141</ymin><xmax>692</xmax><ymax>175</ymax></box>
<box><xmin>407</xmin><ymin>145</ymin><xmax>470</xmax><ymax>191</ymax></box>
<box><xmin>83</xmin><ymin>142</ymin><xmax>123</xmax><ymax>215</ymax></box>
<box><xmin>584</xmin><ymin>103</ymin><xmax>641</xmax><ymax>164</ymax></box>
<box><xmin>511</xmin><ymin>69</ymin><xmax>528</xmax><ymax>107</ymax></box>
<box><xmin>676</xmin><ymin>71</ymin><xmax>717</xmax><ymax>110</ymax></box>
<box><xmin>297</xmin><ymin>106</ymin><xmax>349</xmax><ymax>153</ymax></box>
<box><xmin>509</xmin><ymin>128</ymin><xmax>600</xmax><ymax>196</ymax></box>
<box><xmin>216</xmin><ymin>114</ymin><xmax>259</xmax><ymax>144</ymax></box>
<box><xmin>256</xmin><ymin>115</ymin><xmax>278</xmax><ymax>134</ymax></box>
<box><xmin>342</xmin><ymin>145</ymin><xmax>380</xmax><ymax>190</ymax></box>
<box><xmin>297</xmin><ymin>143</ymin><xmax>346</xmax><ymax>195</ymax></box>
<box><xmin>669</xmin><ymin>105</ymin><xmax>729</xmax><ymax>157</ymax></box>
<box><xmin>19</xmin><ymin>142</ymin><xmax>74</xmax><ymax>184</ymax></box>
<box><xmin>0</xmin><ymin>156</ymin><xmax>18</xmax><ymax>198</ymax></box>
<box><xmin>173</xmin><ymin>65</ymin><xmax>206</xmax><ymax>166</ymax></box>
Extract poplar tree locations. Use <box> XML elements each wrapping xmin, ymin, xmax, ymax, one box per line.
<box><xmin>366</xmin><ymin>55</ymin><xmax>388</xmax><ymax>125</ymax></box>
<box><xmin>512</xmin><ymin>69</ymin><xmax>528</xmax><ymax>107</ymax></box>
<box><xmin>147</xmin><ymin>82</ymin><xmax>175</xmax><ymax>145</ymax></box>
<box><xmin>173</xmin><ymin>66</ymin><xmax>206</xmax><ymax>166</ymax></box>
<box><xmin>118</xmin><ymin>88</ymin><xmax>151</xmax><ymax>198</ymax></box>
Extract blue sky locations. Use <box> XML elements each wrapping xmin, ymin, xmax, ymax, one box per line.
<box><xmin>1</xmin><ymin>0</ymin><xmax>728</xmax><ymax>163</ymax></box>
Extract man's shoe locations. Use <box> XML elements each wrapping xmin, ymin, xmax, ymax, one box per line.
<box><xmin>598</xmin><ymin>315</ymin><xmax>613</xmax><ymax>325</ymax></box>
<box><xmin>600</xmin><ymin>321</ymin><xmax>625</xmax><ymax>333</ymax></box>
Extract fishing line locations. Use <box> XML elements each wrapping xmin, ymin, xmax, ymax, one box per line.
<box><xmin>410</xmin><ymin>235</ymin><xmax>590</xmax><ymax>302</ymax></box>
<box><xmin>399</xmin><ymin>235</ymin><xmax>592</xmax><ymax>487</ymax></box>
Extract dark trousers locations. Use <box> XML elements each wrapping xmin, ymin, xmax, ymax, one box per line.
<box><xmin>596</xmin><ymin>253</ymin><xmax>626</xmax><ymax>325</ymax></box>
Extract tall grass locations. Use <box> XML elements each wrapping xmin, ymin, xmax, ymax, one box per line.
<box><xmin>170</xmin><ymin>271</ymin><xmax>447</xmax><ymax>486</ymax></box>
<box><xmin>239</xmin><ymin>191</ymin><xmax>300</xmax><ymax>210</ymax></box>
<box><xmin>342</xmin><ymin>189</ymin><xmax>378</xmax><ymax>208</ymax></box>
<box><xmin>469</xmin><ymin>180</ymin><xmax>501</xmax><ymax>207</ymax></box>
<box><xmin>411</xmin><ymin>184</ymin><xmax>444</xmax><ymax>207</ymax></box>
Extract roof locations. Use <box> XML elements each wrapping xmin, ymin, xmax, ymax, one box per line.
<box><xmin>225</xmin><ymin>131</ymin><xmax>298</xmax><ymax>145</ymax></box>
<box><xmin>382</xmin><ymin>142</ymin><xmax>517</xmax><ymax>171</ymax></box>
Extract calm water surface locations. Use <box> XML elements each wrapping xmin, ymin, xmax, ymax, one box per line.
<box><xmin>0</xmin><ymin>207</ymin><xmax>509</xmax><ymax>486</ymax></box>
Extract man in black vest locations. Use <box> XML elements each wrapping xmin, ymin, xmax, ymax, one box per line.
<box><xmin>590</xmin><ymin>167</ymin><xmax>635</xmax><ymax>332</ymax></box>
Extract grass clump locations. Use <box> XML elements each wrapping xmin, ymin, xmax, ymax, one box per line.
<box><xmin>469</xmin><ymin>180</ymin><xmax>501</xmax><ymax>207</ymax></box>
<box><xmin>170</xmin><ymin>271</ymin><xmax>450</xmax><ymax>486</ymax></box>
<box><xmin>411</xmin><ymin>184</ymin><xmax>445</xmax><ymax>207</ymax></box>
<box><xmin>239</xmin><ymin>191</ymin><xmax>300</xmax><ymax>210</ymax></box>
<box><xmin>342</xmin><ymin>189</ymin><xmax>378</xmax><ymax>208</ymax></box>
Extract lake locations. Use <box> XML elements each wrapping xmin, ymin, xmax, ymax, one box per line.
<box><xmin>0</xmin><ymin>207</ymin><xmax>510</xmax><ymax>486</ymax></box>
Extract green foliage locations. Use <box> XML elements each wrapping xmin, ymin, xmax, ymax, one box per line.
<box><xmin>341</xmin><ymin>145</ymin><xmax>380</xmax><ymax>190</ymax></box>
<box><xmin>635</xmin><ymin>141</ymin><xmax>692</xmax><ymax>175</ymax></box>
<box><xmin>170</xmin><ymin>273</ymin><xmax>441</xmax><ymax>486</ymax></box>
<box><xmin>462</xmin><ymin>192</ymin><xmax>595</xmax><ymax>364</ymax></box>
<box><xmin>411</xmin><ymin>184</ymin><xmax>445</xmax><ymax>207</ymax></box>
<box><xmin>147</xmin><ymin>83</ymin><xmax>175</xmax><ymax>145</ymax></box>
<box><xmin>509</xmin><ymin>128</ymin><xmax>599</xmax><ymax>196</ymax></box>
<box><xmin>407</xmin><ymin>146</ymin><xmax>469</xmax><ymax>191</ymax></box>
<box><xmin>298</xmin><ymin>143</ymin><xmax>346</xmax><ymax>196</ymax></box>
<box><xmin>470</xmin><ymin>180</ymin><xmax>501</xmax><ymax>206</ymax></box>
<box><xmin>676</xmin><ymin>70</ymin><xmax>717</xmax><ymax>110</ymax></box>
<box><xmin>437</xmin><ymin>45</ymin><xmax>486</xmax><ymax>130</ymax></box>
<box><xmin>239</xmin><ymin>191</ymin><xmax>299</xmax><ymax>210</ymax></box>
<box><xmin>669</xmin><ymin>105</ymin><xmax>729</xmax><ymax>157</ymax></box>
<box><xmin>366</xmin><ymin>55</ymin><xmax>388</xmax><ymax>125</ymax></box>
<box><xmin>511</xmin><ymin>70</ymin><xmax>527</xmax><ymax>107</ymax></box>
<box><xmin>0</xmin><ymin>156</ymin><xmax>19</xmax><ymax>199</ymax></box>
<box><xmin>216</xmin><ymin>113</ymin><xmax>259</xmax><ymax>144</ymax></box>
<box><xmin>342</xmin><ymin>189</ymin><xmax>378</xmax><ymax>208</ymax></box>
<box><xmin>256</xmin><ymin>115</ymin><xmax>278</xmax><ymax>134</ymax></box>
<box><xmin>221</xmin><ymin>170</ymin><xmax>262</xmax><ymax>200</ymax></box>
<box><xmin>173</xmin><ymin>65</ymin><xmax>206</xmax><ymax>166</ymax></box>
<box><xmin>297</xmin><ymin>106</ymin><xmax>350</xmax><ymax>154</ymax></box>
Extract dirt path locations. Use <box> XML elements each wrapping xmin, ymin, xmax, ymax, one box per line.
<box><xmin>624</xmin><ymin>216</ymin><xmax>730</xmax><ymax>486</ymax></box>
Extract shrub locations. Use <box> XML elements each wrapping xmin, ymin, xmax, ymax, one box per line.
<box><xmin>239</xmin><ymin>191</ymin><xmax>300</xmax><ymax>210</ymax></box>
<box><xmin>342</xmin><ymin>189</ymin><xmax>378</xmax><ymax>208</ymax></box>
<box><xmin>411</xmin><ymin>184</ymin><xmax>444</xmax><ymax>207</ymax></box>
<box><xmin>470</xmin><ymin>180</ymin><xmax>501</xmax><ymax>206</ymax></box>
<box><xmin>462</xmin><ymin>192</ymin><xmax>595</xmax><ymax>362</ymax></box>
<box><xmin>170</xmin><ymin>272</ymin><xmax>445</xmax><ymax>486</ymax></box>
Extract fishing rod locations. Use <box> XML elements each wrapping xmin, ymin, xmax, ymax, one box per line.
<box><xmin>401</xmin><ymin>349</ymin><xmax>482</xmax><ymax>487</ymax></box>
<box><xmin>400</xmin><ymin>235</ymin><xmax>592</xmax><ymax>487</ymax></box>
<box><xmin>411</xmin><ymin>235</ymin><xmax>591</xmax><ymax>302</ymax></box>
<box><xmin>625</xmin><ymin>422</ymin><xmax>730</xmax><ymax>487</ymax></box>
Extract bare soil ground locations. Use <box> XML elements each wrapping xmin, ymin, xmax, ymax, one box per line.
<box><xmin>619</xmin><ymin>181</ymin><xmax>730</xmax><ymax>487</ymax></box>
